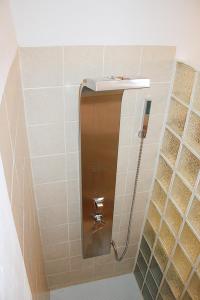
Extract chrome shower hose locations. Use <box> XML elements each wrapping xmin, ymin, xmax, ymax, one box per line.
<box><xmin>111</xmin><ymin>134</ymin><xmax>145</xmax><ymax>261</ymax></box>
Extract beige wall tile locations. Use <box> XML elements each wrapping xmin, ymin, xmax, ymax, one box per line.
<box><xmin>38</xmin><ymin>204</ymin><xmax>68</xmax><ymax>229</ymax></box>
<box><xmin>4</xmin><ymin>55</ymin><xmax>22</xmax><ymax>149</ymax></box>
<box><xmin>41</xmin><ymin>224</ymin><xmax>68</xmax><ymax>245</ymax></box>
<box><xmin>140</xmin><ymin>46</ymin><xmax>175</xmax><ymax>82</ymax></box>
<box><xmin>65</xmin><ymin>121</ymin><xmax>79</xmax><ymax>153</ymax></box>
<box><xmin>35</xmin><ymin>181</ymin><xmax>67</xmax><ymax>208</ymax></box>
<box><xmin>68</xmin><ymin>222</ymin><xmax>81</xmax><ymax>240</ymax></box>
<box><xmin>65</xmin><ymin>152</ymin><xmax>79</xmax><ymax>181</ymax></box>
<box><xmin>64</xmin><ymin>46</ymin><xmax>103</xmax><ymax>85</ymax></box>
<box><xmin>69</xmin><ymin>240</ymin><xmax>82</xmax><ymax>257</ymax></box>
<box><xmin>114</xmin><ymin>258</ymin><xmax>134</xmax><ymax>275</ymax></box>
<box><xmin>70</xmin><ymin>256</ymin><xmax>94</xmax><ymax>272</ymax></box>
<box><xmin>0</xmin><ymin>97</ymin><xmax>14</xmax><ymax>198</ymax></box>
<box><xmin>64</xmin><ymin>86</ymin><xmax>79</xmax><ymax>122</ymax></box>
<box><xmin>104</xmin><ymin>46</ymin><xmax>141</xmax><ymax>77</ymax></box>
<box><xmin>68</xmin><ymin>201</ymin><xmax>81</xmax><ymax>223</ymax></box>
<box><xmin>44</xmin><ymin>242</ymin><xmax>69</xmax><ymax>261</ymax></box>
<box><xmin>20</xmin><ymin>47</ymin><xmax>63</xmax><ymax>88</ymax></box>
<box><xmin>28</xmin><ymin>123</ymin><xmax>65</xmax><ymax>156</ymax></box>
<box><xmin>66</xmin><ymin>180</ymin><xmax>80</xmax><ymax>203</ymax></box>
<box><xmin>32</xmin><ymin>155</ymin><xmax>65</xmax><ymax>184</ymax></box>
<box><xmin>24</xmin><ymin>87</ymin><xmax>64</xmax><ymax>125</ymax></box>
<box><xmin>45</xmin><ymin>258</ymin><xmax>69</xmax><ymax>275</ymax></box>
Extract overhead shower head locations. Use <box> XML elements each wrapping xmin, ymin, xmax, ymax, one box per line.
<box><xmin>83</xmin><ymin>76</ymin><xmax>150</xmax><ymax>91</ymax></box>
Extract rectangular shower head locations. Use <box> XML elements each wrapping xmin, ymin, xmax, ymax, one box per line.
<box><xmin>83</xmin><ymin>76</ymin><xmax>150</xmax><ymax>91</ymax></box>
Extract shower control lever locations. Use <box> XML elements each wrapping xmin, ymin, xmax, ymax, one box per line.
<box><xmin>91</xmin><ymin>213</ymin><xmax>105</xmax><ymax>223</ymax></box>
<box><xmin>93</xmin><ymin>197</ymin><xmax>104</xmax><ymax>208</ymax></box>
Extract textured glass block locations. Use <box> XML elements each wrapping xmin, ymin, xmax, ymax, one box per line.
<box><xmin>140</xmin><ymin>236</ymin><xmax>151</xmax><ymax>263</ymax></box>
<box><xmin>182</xmin><ymin>291</ymin><xmax>193</xmax><ymax>300</ymax></box>
<box><xmin>197</xmin><ymin>262</ymin><xmax>200</xmax><ymax>277</ymax></box>
<box><xmin>146</xmin><ymin>271</ymin><xmax>158</xmax><ymax>299</ymax></box>
<box><xmin>144</xmin><ymin>220</ymin><xmax>156</xmax><ymax>248</ymax></box>
<box><xmin>161</xmin><ymin>129</ymin><xmax>180</xmax><ymax>165</ymax></box>
<box><xmin>166</xmin><ymin>263</ymin><xmax>184</xmax><ymax>298</ymax></box>
<box><xmin>134</xmin><ymin>264</ymin><xmax>144</xmax><ymax>289</ymax></box>
<box><xmin>171</xmin><ymin>175</ymin><xmax>192</xmax><ymax>214</ymax></box>
<box><xmin>160</xmin><ymin>280</ymin><xmax>176</xmax><ymax>300</ymax></box>
<box><xmin>193</xmin><ymin>73</ymin><xmax>200</xmax><ymax>112</ymax></box>
<box><xmin>187</xmin><ymin>272</ymin><xmax>200</xmax><ymax>300</ymax></box>
<box><xmin>167</xmin><ymin>98</ymin><xmax>188</xmax><ymax>136</ymax></box>
<box><xmin>178</xmin><ymin>146</ymin><xmax>200</xmax><ymax>187</ymax></box>
<box><xmin>151</xmin><ymin>180</ymin><xmax>167</xmax><ymax>214</ymax></box>
<box><xmin>156</xmin><ymin>157</ymin><xmax>173</xmax><ymax>192</ymax></box>
<box><xmin>165</xmin><ymin>200</ymin><xmax>182</xmax><ymax>235</ymax></box>
<box><xmin>147</xmin><ymin>202</ymin><xmax>161</xmax><ymax>233</ymax></box>
<box><xmin>150</xmin><ymin>256</ymin><xmax>163</xmax><ymax>286</ymax></box>
<box><xmin>180</xmin><ymin>223</ymin><xmax>200</xmax><ymax>263</ymax></box>
<box><xmin>185</xmin><ymin>112</ymin><xmax>200</xmax><ymax>155</ymax></box>
<box><xmin>172</xmin><ymin>245</ymin><xmax>192</xmax><ymax>282</ymax></box>
<box><xmin>188</xmin><ymin>197</ymin><xmax>200</xmax><ymax>236</ymax></box>
<box><xmin>173</xmin><ymin>62</ymin><xmax>195</xmax><ymax>104</ymax></box>
<box><xmin>154</xmin><ymin>239</ymin><xmax>168</xmax><ymax>271</ymax></box>
<box><xmin>157</xmin><ymin>294</ymin><xmax>163</xmax><ymax>300</ymax></box>
<box><xmin>159</xmin><ymin>221</ymin><xmax>175</xmax><ymax>255</ymax></box>
<box><xmin>142</xmin><ymin>284</ymin><xmax>153</xmax><ymax>300</ymax></box>
<box><xmin>137</xmin><ymin>251</ymin><xmax>147</xmax><ymax>278</ymax></box>
<box><xmin>197</xmin><ymin>182</ymin><xmax>200</xmax><ymax>197</ymax></box>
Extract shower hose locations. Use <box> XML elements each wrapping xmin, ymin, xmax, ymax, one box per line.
<box><xmin>111</xmin><ymin>132</ymin><xmax>145</xmax><ymax>261</ymax></box>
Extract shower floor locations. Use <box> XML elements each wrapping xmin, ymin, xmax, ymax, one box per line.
<box><xmin>50</xmin><ymin>273</ymin><xmax>143</xmax><ymax>300</ymax></box>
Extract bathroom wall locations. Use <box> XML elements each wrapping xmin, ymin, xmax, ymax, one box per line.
<box><xmin>0</xmin><ymin>157</ymin><xmax>32</xmax><ymax>300</ymax></box>
<box><xmin>0</xmin><ymin>51</ymin><xmax>49</xmax><ymax>299</ymax></box>
<box><xmin>9</xmin><ymin>0</ymin><xmax>200</xmax><ymax>68</ymax></box>
<box><xmin>20</xmin><ymin>45</ymin><xmax>175</xmax><ymax>289</ymax></box>
<box><xmin>0</xmin><ymin>0</ymin><xmax>17</xmax><ymax>100</ymax></box>
<box><xmin>134</xmin><ymin>62</ymin><xmax>200</xmax><ymax>299</ymax></box>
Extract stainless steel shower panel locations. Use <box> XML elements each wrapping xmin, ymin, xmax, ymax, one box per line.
<box><xmin>80</xmin><ymin>87</ymin><xmax>123</xmax><ymax>258</ymax></box>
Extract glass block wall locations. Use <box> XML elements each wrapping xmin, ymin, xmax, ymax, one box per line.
<box><xmin>134</xmin><ymin>62</ymin><xmax>200</xmax><ymax>300</ymax></box>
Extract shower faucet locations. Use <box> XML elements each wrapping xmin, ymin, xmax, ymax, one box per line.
<box><xmin>80</xmin><ymin>75</ymin><xmax>151</xmax><ymax>258</ymax></box>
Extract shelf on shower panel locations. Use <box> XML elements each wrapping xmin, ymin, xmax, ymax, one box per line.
<box><xmin>134</xmin><ymin>264</ymin><xmax>144</xmax><ymax>289</ymax></box>
<box><xmin>166</xmin><ymin>263</ymin><xmax>184</xmax><ymax>299</ymax></box>
<box><xmin>149</xmin><ymin>256</ymin><xmax>163</xmax><ymax>286</ymax></box>
<box><xmin>151</xmin><ymin>180</ymin><xmax>167</xmax><ymax>214</ymax></box>
<box><xmin>164</xmin><ymin>199</ymin><xmax>183</xmax><ymax>235</ymax></box>
<box><xmin>154</xmin><ymin>239</ymin><xmax>168</xmax><ymax>271</ymax></box>
<box><xmin>146</xmin><ymin>271</ymin><xmax>158</xmax><ymax>299</ymax></box>
<box><xmin>188</xmin><ymin>197</ymin><xmax>200</xmax><ymax>236</ymax></box>
<box><xmin>167</xmin><ymin>98</ymin><xmax>188</xmax><ymax>137</ymax></box>
<box><xmin>143</xmin><ymin>220</ymin><xmax>156</xmax><ymax>249</ymax></box>
<box><xmin>170</xmin><ymin>175</ymin><xmax>192</xmax><ymax>214</ymax></box>
<box><xmin>161</xmin><ymin>129</ymin><xmax>180</xmax><ymax>165</ymax></box>
<box><xmin>177</xmin><ymin>146</ymin><xmax>200</xmax><ymax>187</ymax></box>
<box><xmin>160</xmin><ymin>280</ymin><xmax>176</xmax><ymax>300</ymax></box>
<box><xmin>187</xmin><ymin>272</ymin><xmax>200</xmax><ymax>300</ymax></box>
<box><xmin>147</xmin><ymin>203</ymin><xmax>161</xmax><ymax>233</ymax></box>
<box><xmin>180</xmin><ymin>223</ymin><xmax>200</xmax><ymax>264</ymax></box>
<box><xmin>140</xmin><ymin>236</ymin><xmax>151</xmax><ymax>264</ymax></box>
<box><xmin>185</xmin><ymin>111</ymin><xmax>200</xmax><ymax>156</ymax></box>
<box><xmin>156</xmin><ymin>156</ymin><xmax>173</xmax><ymax>192</ymax></box>
<box><xmin>172</xmin><ymin>244</ymin><xmax>192</xmax><ymax>282</ymax></box>
<box><xmin>172</xmin><ymin>62</ymin><xmax>195</xmax><ymax>105</ymax></box>
<box><xmin>159</xmin><ymin>221</ymin><xmax>175</xmax><ymax>256</ymax></box>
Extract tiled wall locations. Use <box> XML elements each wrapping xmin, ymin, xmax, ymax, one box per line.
<box><xmin>20</xmin><ymin>45</ymin><xmax>175</xmax><ymax>289</ymax></box>
<box><xmin>134</xmin><ymin>62</ymin><xmax>200</xmax><ymax>299</ymax></box>
<box><xmin>0</xmin><ymin>52</ymin><xmax>49</xmax><ymax>299</ymax></box>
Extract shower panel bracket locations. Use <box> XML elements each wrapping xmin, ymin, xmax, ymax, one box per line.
<box><xmin>80</xmin><ymin>77</ymin><xmax>150</xmax><ymax>258</ymax></box>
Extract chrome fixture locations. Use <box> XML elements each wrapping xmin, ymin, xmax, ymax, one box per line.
<box><xmin>83</xmin><ymin>76</ymin><xmax>150</xmax><ymax>91</ymax></box>
<box><xmin>80</xmin><ymin>76</ymin><xmax>150</xmax><ymax>258</ymax></box>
